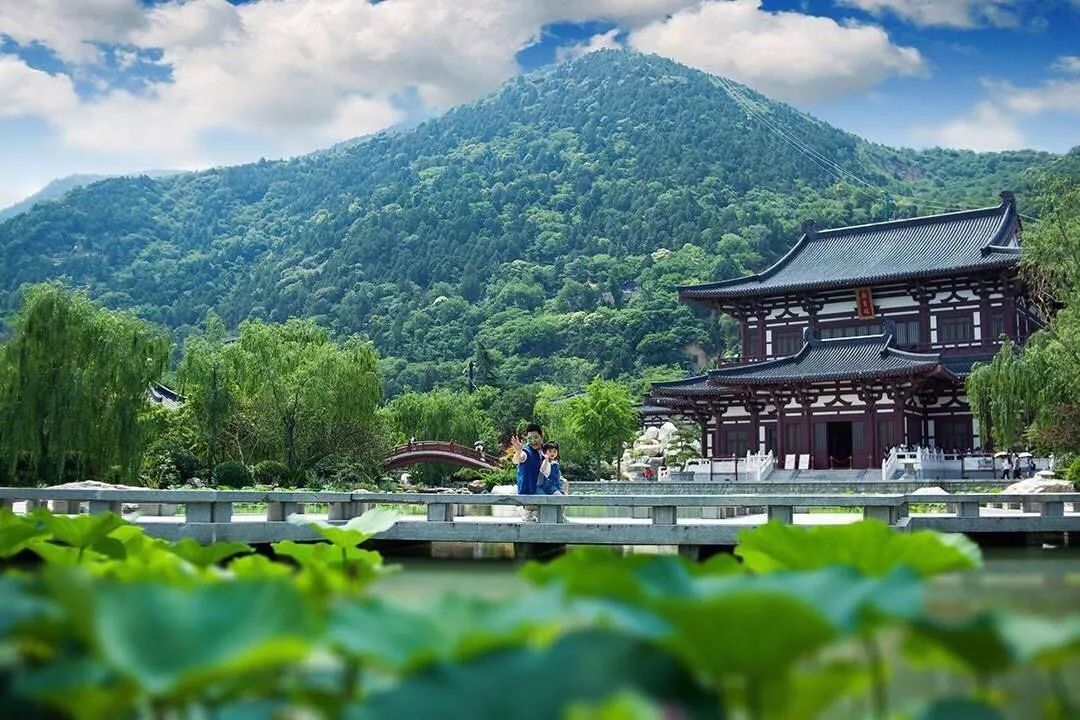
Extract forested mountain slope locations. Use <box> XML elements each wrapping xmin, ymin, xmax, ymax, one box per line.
<box><xmin>0</xmin><ymin>51</ymin><xmax>1059</xmax><ymax>393</ymax></box>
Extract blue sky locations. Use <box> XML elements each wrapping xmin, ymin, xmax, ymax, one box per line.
<box><xmin>0</xmin><ymin>0</ymin><xmax>1077</xmax><ymax>208</ymax></box>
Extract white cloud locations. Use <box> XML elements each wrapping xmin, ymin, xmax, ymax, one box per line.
<box><xmin>836</xmin><ymin>0</ymin><xmax>1023</xmax><ymax>29</ymax></box>
<box><xmin>556</xmin><ymin>29</ymin><xmax>623</xmax><ymax>63</ymax></box>
<box><xmin>918</xmin><ymin>76</ymin><xmax>1080</xmax><ymax>151</ymax></box>
<box><xmin>0</xmin><ymin>0</ymin><xmax>708</xmax><ymax>169</ymax></box>
<box><xmin>0</xmin><ymin>0</ymin><xmax>148</xmax><ymax>63</ymax></box>
<box><xmin>0</xmin><ymin>0</ymin><xmax>925</xmax><ymax>194</ymax></box>
<box><xmin>628</xmin><ymin>0</ymin><xmax>925</xmax><ymax>104</ymax></box>
<box><xmin>1052</xmin><ymin>55</ymin><xmax>1080</xmax><ymax>74</ymax></box>
<box><xmin>0</xmin><ymin>55</ymin><xmax>78</xmax><ymax>118</ymax></box>
<box><xmin>917</xmin><ymin>102</ymin><xmax>1026</xmax><ymax>151</ymax></box>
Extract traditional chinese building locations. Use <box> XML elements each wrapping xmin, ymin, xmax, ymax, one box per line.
<box><xmin>646</xmin><ymin>191</ymin><xmax>1041</xmax><ymax>469</ymax></box>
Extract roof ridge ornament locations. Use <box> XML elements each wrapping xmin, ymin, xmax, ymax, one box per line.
<box><xmin>1000</xmin><ymin>190</ymin><xmax>1016</xmax><ymax>207</ymax></box>
<box><xmin>802</xmin><ymin>325</ymin><xmax>819</xmax><ymax>346</ymax></box>
<box><xmin>801</xmin><ymin>219</ymin><xmax>816</xmax><ymax>237</ymax></box>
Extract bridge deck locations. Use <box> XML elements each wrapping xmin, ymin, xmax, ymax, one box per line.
<box><xmin>3</xmin><ymin>487</ymin><xmax>1077</xmax><ymax>548</ymax></box>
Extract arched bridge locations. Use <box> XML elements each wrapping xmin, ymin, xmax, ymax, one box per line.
<box><xmin>385</xmin><ymin>441</ymin><xmax>502</xmax><ymax>471</ymax></box>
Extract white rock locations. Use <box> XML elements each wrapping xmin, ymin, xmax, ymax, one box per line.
<box><xmin>643</xmin><ymin>426</ymin><xmax>660</xmax><ymax>441</ymax></box>
<box><xmin>1003</xmin><ymin>478</ymin><xmax>1073</xmax><ymax>494</ymax></box>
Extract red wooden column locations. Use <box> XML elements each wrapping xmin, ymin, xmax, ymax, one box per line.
<box><xmin>771</xmin><ymin>391</ymin><xmax>788</xmax><ymax>466</ymax></box>
<box><xmin>698</xmin><ymin>415</ymin><xmax>710</xmax><ymax>458</ymax></box>
<box><xmin>858</xmin><ymin>384</ymin><xmax>880</xmax><ymax>468</ymax></box>
<box><xmin>796</xmin><ymin>388</ymin><xmax>815</xmax><ymax>466</ymax></box>
<box><xmin>885</xmin><ymin>383</ymin><xmax>910</xmax><ymax>449</ymax></box>
<box><xmin>747</xmin><ymin>397</ymin><xmax>764</xmax><ymax>454</ymax></box>
<box><xmin>711</xmin><ymin>405</ymin><xmax>726</xmax><ymax>459</ymax></box>
<box><xmin>977</xmin><ymin>278</ymin><xmax>993</xmax><ymax>347</ymax></box>
<box><xmin>756</xmin><ymin>310</ymin><xmax>768</xmax><ymax>360</ymax></box>
<box><xmin>910</xmin><ymin>285</ymin><xmax>932</xmax><ymax>351</ymax></box>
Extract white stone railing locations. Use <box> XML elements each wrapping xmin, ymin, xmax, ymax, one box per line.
<box><xmin>745</xmin><ymin>450</ymin><xmax>776</xmax><ymax>482</ymax></box>
<box><xmin>882</xmin><ymin>447</ymin><xmax>900</xmax><ymax>483</ymax></box>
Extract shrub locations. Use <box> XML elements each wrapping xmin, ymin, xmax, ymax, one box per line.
<box><xmin>481</xmin><ymin>465</ymin><xmax>516</xmax><ymax>490</ymax></box>
<box><xmin>450</xmin><ymin>468</ymin><xmax>484</xmax><ymax>485</ymax></box>
<box><xmin>1064</xmin><ymin>455</ymin><xmax>1080</xmax><ymax>490</ymax></box>
<box><xmin>253</xmin><ymin>460</ymin><xmax>289</xmax><ymax>487</ymax></box>
<box><xmin>213</xmin><ymin>461</ymin><xmax>252</xmax><ymax>489</ymax></box>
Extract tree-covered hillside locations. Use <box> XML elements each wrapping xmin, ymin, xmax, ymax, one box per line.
<box><xmin>0</xmin><ymin>51</ymin><xmax>1059</xmax><ymax>394</ymax></box>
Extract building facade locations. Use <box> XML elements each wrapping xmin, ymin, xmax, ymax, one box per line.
<box><xmin>646</xmin><ymin>192</ymin><xmax>1041</xmax><ymax>469</ymax></box>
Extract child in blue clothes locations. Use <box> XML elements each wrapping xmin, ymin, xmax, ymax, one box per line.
<box><xmin>539</xmin><ymin>441</ymin><xmax>567</xmax><ymax>495</ymax></box>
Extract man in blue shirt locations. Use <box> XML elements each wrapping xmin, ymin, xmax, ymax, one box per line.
<box><xmin>511</xmin><ymin>423</ymin><xmax>544</xmax><ymax>521</ymax></box>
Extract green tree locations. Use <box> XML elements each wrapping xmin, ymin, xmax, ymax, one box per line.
<box><xmin>178</xmin><ymin>312</ymin><xmax>235</xmax><ymax>477</ymax></box>
<box><xmin>966</xmin><ymin>157</ymin><xmax>1080</xmax><ymax>453</ymax></box>
<box><xmin>385</xmin><ymin>388</ymin><xmax>497</xmax><ymax>484</ymax></box>
<box><xmin>0</xmin><ymin>284</ymin><xmax>169</xmax><ymax>485</ymax></box>
<box><xmin>183</xmin><ymin>318</ymin><xmax>384</xmax><ymax>477</ymax></box>
<box><xmin>565</xmin><ymin>377</ymin><xmax>639</xmax><ymax>479</ymax></box>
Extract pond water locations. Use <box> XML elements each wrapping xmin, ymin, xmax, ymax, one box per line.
<box><xmin>370</xmin><ymin>544</ymin><xmax>1080</xmax><ymax>715</ymax></box>
<box><xmin>372</xmin><ymin>544</ymin><xmax>1080</xmax><ymax>616</ymax></box>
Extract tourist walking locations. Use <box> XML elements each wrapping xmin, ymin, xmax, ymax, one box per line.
<box><xmin>1011</xmin><ymin>453</ymin><xmax>1022</xmax><ymax>480</ymax></box>
<box><xmin>510</xmin><ymin>423</ymin><xmax>545</xmax><ymax>521</ymax></box>
<box><xmin>1001</xmin><ymin>455</ymin><xmax>1012</xmax><ymax>480</ymax></box>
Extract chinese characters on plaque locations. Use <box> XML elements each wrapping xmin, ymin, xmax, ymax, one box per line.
<box><xmin>855</xmin><ymin>287</ymin><xmax>875</xmax><ymax>319</ymax></box>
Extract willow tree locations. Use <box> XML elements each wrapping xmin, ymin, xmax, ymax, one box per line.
<box><xmin>0</xmin><ymin>284</ymin><xmax>169</xmax><ymax>485</ymax></box>
<box><xmin>968</xmin><ymin>157</ymin><xmax>1080</xmax><ymax>453</ymax></box>
<box><xmin>966</xmin><ymin>340</ymin><xmax>1049</xmax><ymax>451</ymax></box>
<box><xmin>177</xmin><ymin>313</ymin><xmax>235</xmax><ymax>476</ymax></box>
<box><xmin>227</xmin><ymin>319</ymin><xmax>383</xmax><ymax>474</ymax></box>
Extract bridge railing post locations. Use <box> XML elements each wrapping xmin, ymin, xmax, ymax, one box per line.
<box><xmin>957</xmin><ymin>501</ymin><xmax>980</xmax><ymax>518</ymax></box>
<box><xmin>88</xmin><ymin>500</ymin><xmax>122</xmax><ymax>515</ymax></box>
<box><xmin>427</xmin><ymin>502</ymin><xmax>454</xmax><ymax>522</ymax></box>
<box><xmin>767</xmin><ymin>505</ymin><xmax>793</xmax><ymax>524</ymax></box>
<box><xmin>652</xmin><ymin>504</ymin><xmax>677</xmax><ymax>525</ymax></box>
<box><xmin>267</xmin><ymin>501</ymin><xmax>304</xmax><ymax>521</ymax></box>
<box><xmin>328</xmin><ymin>501</ymin><xmax>356</xmax><ymax>521</ymax></box>
<box><xmin>539</xmin><ymin>504</ymin><xmax>565</xmax><ymax>523</ymax></box>
<box><xmin>1041</xmin><ymin>500</ymin><xmax>1065</xmax><ymax>518</ymax></box>
<box><xmin>186</xmin><ymin>499</ymin><xmax>232</xmax><ymax>523</ymax></box>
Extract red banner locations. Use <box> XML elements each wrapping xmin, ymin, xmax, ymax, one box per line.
<box><xmin>856</xmin><ymin>287</ymin><xmax>875</xmax><ymax>319</ymax></box>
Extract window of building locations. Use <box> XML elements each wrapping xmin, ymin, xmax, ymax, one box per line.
<box><xmin>784</xmin><ymin>423</ymin><xmax>801</xmax><ymax>454</ymax></box>
<box><xmin>938</xmin><ymin>313</ymin><xmax>975</xmax><ymax>343</ymax></box>
<box><xmin>745</xmin><ymin>328</ymin><xmax>761</xmax><ymax>358</ymax></box>
<box><xmin>819</xmin><ymin>323</ymin><xmax>882</xmax><ymax>340</ymax></box>
<box><xmin>724</xmin><ymin>428</ymin><xmax>750</xmax><ymax>456</ymax></box>
<box><xmin>773</xmin><ymin>328</ymin><xmax>804</xmax><ymax>356</ymax></box>
<box><xmin>935</xmin><ymin>418</ymin><xmax>972</xmax><ymax>452</ymax></box>
<box><xmin>893</xmin><ymin>319</ymin><xmax>921</xmax><ymax>349</ymax></box>
<box><xmin>990</xmin><ymin>310</ymin><xmax>1005</xmax><ymax>340</ymax></box>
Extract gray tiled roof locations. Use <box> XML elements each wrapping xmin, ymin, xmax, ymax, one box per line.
<box><xmin>707</xmin><ymin>334</ymin><xmax>951</xmax><ymax>384</ymax></box>
<box><xmin>650</xmin><ymin>333</ymin><xmax>953</xmax><ymax>394</ymax></box>
<box><xmin>680</xmin><ymin>194</ymin><xmax>1020</xmax><ymax>302</ymax></box>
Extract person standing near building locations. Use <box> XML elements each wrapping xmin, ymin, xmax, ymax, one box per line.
<box><xmin>510</xmin><ymin>423</ymin><xmax>545</xmax><ymax>521</ymax></box>
<box><xmin>1001</xmin><ymin>454</ymin><xmax>1012</xmax><ymax>480</ymax></box>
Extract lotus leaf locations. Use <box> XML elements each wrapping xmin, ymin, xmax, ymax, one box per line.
<box><xmin>345</xmin><ymin>630</ymin><xmax>714</xmax><ymax>720</ymax></box>
<box><xmin>735</xmin><ymin>520</ymin><xmax>982</xmax><ymax>578</ymax></box>
<box><xmin>91</xmin><ymin>580</ymin><xmax>315</xmax><ymax>697</ymax></box>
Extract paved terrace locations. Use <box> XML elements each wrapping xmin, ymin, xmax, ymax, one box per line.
<box><xmin>1</xmin><ymin>487</ymin><xmax>1077</xmax><ymax>549</ymax></box>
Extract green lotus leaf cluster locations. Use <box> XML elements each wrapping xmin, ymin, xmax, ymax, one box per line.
<box><xmin>0</xmin><ymin>510</ymin><xmax>1075</xmax><ymax>720</ymax></box>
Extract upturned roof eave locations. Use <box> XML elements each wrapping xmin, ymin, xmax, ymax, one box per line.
<box><xmin>678</xmin><ymin>256</ymin><xmax>1020</xmax><ymax>304</ymax></box>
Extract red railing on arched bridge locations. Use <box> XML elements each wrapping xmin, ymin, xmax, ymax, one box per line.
<box><xmin>384</xmin><ymin>440</ymin><xmax>502</xmax><ymax>471</ymax></box>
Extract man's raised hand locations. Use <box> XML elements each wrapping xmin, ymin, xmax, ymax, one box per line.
<box><xmin>509</xmin><ymin>434</ymin><xmax>523</xmax><ymax>452</ymax></box>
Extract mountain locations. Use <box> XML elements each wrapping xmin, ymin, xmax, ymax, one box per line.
<box><xmin>0</xmin><ymin>170</ymin><xmax>182</xmax><ymax>222</ymax></box>
<box><xmin>0</xmin><ymin>51</ymin><xmax>1059</xmax><ymax>394</ymax></box>
<box><xmin>0</xmin><ymin>175</ymin><xmax>111</xmax><ymax>222</ymax></box>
